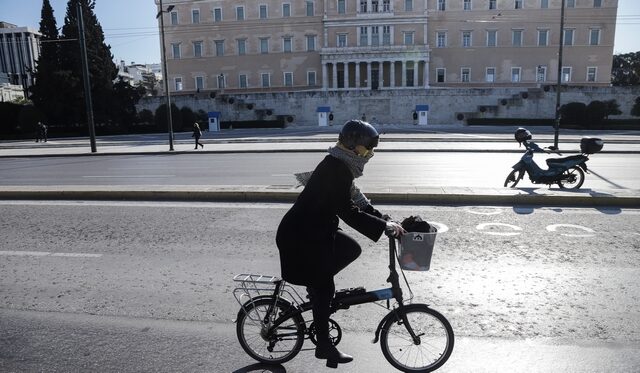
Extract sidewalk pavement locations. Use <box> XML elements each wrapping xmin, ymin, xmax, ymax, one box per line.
<box><xmin>1</xmin><ymin>126</ymin><xmax>639</xmax><ymax>207</ymax></box>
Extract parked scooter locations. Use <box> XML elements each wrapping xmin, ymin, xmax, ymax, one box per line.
<box><xmin>504</xmin><ymin>128</ymin><xmax>603</xmax><ymax>190</ymax></box>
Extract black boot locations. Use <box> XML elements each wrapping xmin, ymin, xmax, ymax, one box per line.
<box><xmin>315</xmin><ymin>342</ymin><xmax>353</xmax><ymax>368</ymax></box>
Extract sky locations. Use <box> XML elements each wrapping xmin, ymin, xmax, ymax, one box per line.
<box><xmin>0</xmin><ymin>0</ymin><xmax>639</xmax><ymax>65</ymax></box>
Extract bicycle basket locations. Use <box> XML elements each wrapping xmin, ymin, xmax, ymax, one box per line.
<box><xmin>399</xmin><ymin>228</ymin><xmax>437</xmax><ymax>271</ymax></box>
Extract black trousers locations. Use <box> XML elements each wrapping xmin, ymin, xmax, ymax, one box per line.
<box><xmin>307</xmin><ymin>230</ymin><xmax>361</xmax><ymax>346</ymax></box>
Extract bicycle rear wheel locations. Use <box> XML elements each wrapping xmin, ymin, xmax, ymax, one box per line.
<box><xmin>236</xmin><ymin>297</ymin><xmax>305</xmax><ymax>364</ymax></box>
<box><xmin>380</xmin><ymin>304</ymin><xmax>454</xmax><ymax>372</ymax></box>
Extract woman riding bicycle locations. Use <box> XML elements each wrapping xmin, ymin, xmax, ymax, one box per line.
<box><xmin>276</xmin><ymin>119</ymin><xmax>405</xmax><ymax>368</ymax></box>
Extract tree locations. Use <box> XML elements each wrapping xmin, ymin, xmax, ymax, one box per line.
<box><xmin>560</xmin><ymin>102</ymin><xmax>587</xmax><ymax>125</ymax></box>
<box><xmin>586</xmin><ymin>101</ymin><xmax>607</xmax><ymax>127</ymax></box>
<box><xmin>111</xmin><ymin>77</ymin><xmax>146</xmax><ymax>129</ymax></box>
<box><xmin>138</xmin><ymin>72</ymin><xmax>159</xmax><ymax>96</ymax></box>
<box><xmin>611</xmin><ymin>52</ymin><xmax>640</xmax><ymax>86</ymax></box>
<box><xmin>603</xmin><ymin>99</ymin><xmax>622</xmax><ymax>119</ymax></box>
<box><xmin>155</xmin><ymin>103</ymin><xmax>182</xmax><ymax>131</ymax></box>
<box><xmin>59</xmin><ymin>0</ymin><xmax>117</xmax><ymax>125</ymax></box>
<box><xmin>631</xmin><ymin>97</ymin><xmax>640</xmax><ymax>117</ymax></box>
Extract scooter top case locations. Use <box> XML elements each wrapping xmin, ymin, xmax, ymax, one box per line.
<box><xmin>580</xmin><ymin>137</ymin><xmax>604</xmax><ymax>154</ymax></box>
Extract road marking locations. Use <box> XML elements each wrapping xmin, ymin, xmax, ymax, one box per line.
<box><xmin>476</xmin><ymin>223</ymin><xmax>522</xmax><ymax>236</ymax></box>
<box><xmin>82</xmin><ymin>175</ymin><xmax>175</xmax><ymax>178</ymax></box>
<box><xmin>465</xmin><ymin>207</ymin><xmax>503</xmax><ymax>216</ymax></box>
<box><xmin>0</xmin><ymin>251</ymin><xmax>102</xmax><ymax>258</ymax></box>
<box><xmin>429</xmin><ymin>222</ymin><xmax>449</xmax><ymax>234</ymax></box>
<box><xmin>546</xmin><ymin>224</ymin><xmax>595</xmax><ymax>237</ymax></box>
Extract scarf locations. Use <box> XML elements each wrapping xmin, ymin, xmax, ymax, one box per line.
<box><xmin>327</xmin><ymin>145</ymin><xmax>369</xmax><ymax>179</ymax></box>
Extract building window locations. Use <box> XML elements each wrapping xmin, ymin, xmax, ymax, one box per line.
<box><xmin>308</xmin><ymin>71</ymin><xmax>317</xmax><ymax>86</ymax></box>
<box><xmin>194</xmin><ymin>41</ymin><xmax>203</xmax><ymax>57</ymax></box>
<box><xmin>217</xmin><ymin>74</ymin><xmax>226</xmax><ymax>89</ymax></box>
<box><xmin>338</xmin><ymin>0</ymin><xmax>346</xmax><ymax>14</ymax></box>
<box><xmin>512</xmin><ymin>30</ymin><xmax>523</xmax><ymax>46</ymax></box>
<box><xmin>261</xmin><ymin>73</ymin><xmax>271</xmax><ymax>87</ymax></box>
<box><xmin>239</xmin><ymin>74</ymin><xmax>248</xmax><ymax>88</ymax></box>
<box><xmin>462</xmin><ymin>31</ymin><xmax>472</xmax><ymax>47</ymax></box>
<box><xmin>236</xmin><ymin>6</ymin><xmax>244</xmax><ymax>20</ymax></box>
<box><xmin>464</xmin><ymin>0</ymin><xmax>471</xmax><ymax>11</ymax></box>
<box><xmin>567</xmin><ymin>0</ymin><xmax>575</xmax><ymax>7</ymax></box>
<box><xmin>564</xmin><ymin>29</ymin><xmax>574</xmax><ymax>46</ymax></box>
<box><xmin>593</xmin><ymin>0</ymin><xmax>602</xmax><ymax>7</ymax></box>
<box><xmin>306</xmin><ymin>1</ymin><xmax>314</xmax><ymax>16</ymax></box>
<box><xmin>562</xmin><ymin>67</ymin><xmax>572</xmax><ymax>82</ymax></box>
<box><xmin>260</xmin><ymin>38</ymin><xmax>269</xmax><ymax>53</ymax></box>
<box><xmin>360</xmin><ymin>27</ymin><xmax>368</xmax><ymax>46</ymax></box>
<box><xmin>536</xmin><ymin>66</ymin><xmax>546</xmax><ymax>82</ymax></box>
<box><xmin>511</xmin><ymin>67</ymin><xmax>521</xmax><ymax>82</ymax></box>
<box><xmin>371</xmin><ymin>26</ymin><xmax>380</xmax><ymax>46</ymax></box>
<box><xmin>174</xmin><ymin>77</ymin><xmax>183</xmax><ymax>91</ymax></box>
<box><xmin>590</xmin><ymin>29</ymin><xmax>600</xmax><ymax>46</ymax></box>
<box><xmin>283</xmin><ymin>3</ymin><xmax>291</xmax><ymax>17</ymax></box>
<box><xmin>213</xmin><ymin>8</ymin><xmax>222</xmax><ymax>22</ymax></box>
<box><xmin>486</xmin><ymin>67</ymin><xmax>496</xmax><ymax>82</ymax></box>
<box><xmin>538</xmin><ymin>29</ymin><xmax>548</xmax><ymax>46</ymax></box>
<box><xmin>283</xmin><ymin>37</ymin><xmax>292</xmax><ymax>53</ymax></box>
<box><xmin>383</xmin><ymin>26</ymin><xmax>391</xmax><ymax>45</ymax></box>
<box><xmin>436</xmin><ymin>31</ymin><xmax>447</xmax><ymax>47</ymax></box>
<box><xmin>284</xmin><ymin>72</ymin><xmax>293</xmax><ymax>86</ymax></box>
<box><xmin>259</xmin><ymin>5</ymin><xmax>268</xmax><ymax>19</ymax></box>
<box><xmin>437</xmin><ymin>0</ymin><xmax>446</xmax><ymax>11</ymax></box>
<box><xmin>215</xmin><ymin>40</ymin><xmax>224</xmax><ymax>56</ymax></box>
<box><xmin>587</xmin><ymin>67</ymin><xmax>597</xmax><ymax>82</ymax></box>
<box><xmin>489</xmin><ymin>0</ymin><xmax>496</xmax><ymax>10</ymax></box>
<box><xmin>461</xmin><ymin>68</ymin><xmax>470</xmax><ymax>82</ymax></box>
<box><xmin>195</xmin><ymin>76</ymin><xmax>204</xmax><ymax>90</ymax></box>
<box><xmin>383</xmin><ymin>0</ymin><xmax>391</xmax><ymax>12</ymax></box>
<box><xmin>540</xmin><ymin>0</ymin><xmax>548</xmax><ymax>8</ymax></box>
<box><xmin>307</xmin><ymin>35</ymin><xmax>316</xmax><ymax>51</ymax></box>
<box><xmin>360</xmin><ymin>0</ymin><xmax>368</xmax><ymax>12</ymax></box>
<box><xmin>372</xmin><ymin>0</ymin><xmax>380</xmax><ymax>12</ymax></box>
<box><xmin>338</xmin><ymin>34</ymin><xmax>347</xmax><ymax>47</ymax></box>
<box><xmin>170</xmin><ymin>11</ymin><xmax>178</xmax><ymax>25</ymax></box>
<box><xmin>515</xmin><ymin>0</ymin><xmax>523</xmax><ymax>9</ymax></box>
<box><xmin>171</xmin><ymin>43</ymin><xmax>181</xmax><ymax>59</ymax></box>
<box><xmin>405</xmin><ymin>0</ymin><xmax>413</xmax><ymax>11</ymax></box>
<box><xmin>487</xmin><ymin>30</ymin><xmax>497</xmax><ymax>47</ymax></box>
<box><xmin>436</xmin><ymin>68</ymin><xmax>446</xmax><ymax>83</ymax></box>
<box><xmin>404</xmin><ymin>31</ymin><xmax>414</xmax><ymax>45</ymax></box>
<box><xmin>192</xmin><ymin>9</ymin><xmax>200</xmax><ymax>24</ymax></box>
<box><xmin>237</xmin><ymin>39</ymin><xmax>246</xmax><ymax>55</ymax></box>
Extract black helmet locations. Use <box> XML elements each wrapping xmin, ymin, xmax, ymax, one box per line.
<box><xmin>515</xmin><ymin>127</ymin><xmax>532</xmax><ymax>144</ymax></box>
<box><xmin>339</xmin><ymin>120</ymin><xmax>379</xmax><ymax>150</ymax></box>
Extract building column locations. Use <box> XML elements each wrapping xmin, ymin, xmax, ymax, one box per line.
<box><xmin>379</xmin><ymin>61</ymin><xmax>384</xmax><ymax>89</ymax></box>
<box><xmin>344</xmin><ymin>62</ymin><xmax>350</xmax><ymax>89</ymax></box>
<box><xmin>355</xmin><ymin>61</ymin><xmax>361</xmax><ymax>88</ymax></box>
<box><xmin>367</xmin><ymin>61</ymin><xmax>372</xmax><ymax>89</ymax></box>
<box><xmin>413</xmin><ymin>60</ymin><xmax>419</xmax><ymax>88</ymax></box>
<box><xmin>390</xmin><ymin>61</ymin><xmax>395</xmax><ymax>88</ymax></box>
<box><xmin>401</xmin><ymin>60</ymin><xmax>407</xmax><ymax>87</ymax></box>
<box><xmin>424</xmin><ymin>61</ymin><xmax>430</xmax><ymax>88</ymax></box>
<box><xmin>322</xmin><ymin>62</ymin><xmax>328</xmax><ymax>90</ymax></box>
<box><xmin>332</xmin><ymin>62</ymin><xmax>338</xmax><ymax>90</ymax></box>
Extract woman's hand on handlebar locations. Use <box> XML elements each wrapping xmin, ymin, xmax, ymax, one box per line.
<box><xmin>385</xmin><ymin>221</ymin><xmax>406</xmax><ymax>238</ymax></box>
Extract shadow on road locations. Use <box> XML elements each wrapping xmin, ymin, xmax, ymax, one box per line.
<box><xmin>232</xmin><ymin>362</ymin><xmax>287</xmax><ymax>373</ymax></box>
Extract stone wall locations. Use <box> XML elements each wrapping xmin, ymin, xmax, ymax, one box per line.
<box><xmin>136</xmin><ymin>86</ymin><xmax>640</xmax><ymax>127</ymax></box>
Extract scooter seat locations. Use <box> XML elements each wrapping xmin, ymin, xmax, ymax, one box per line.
<box><xmin>546</xmin><ymin>155</ymin><xmax>584</xmax><ymax>165</ymax></box>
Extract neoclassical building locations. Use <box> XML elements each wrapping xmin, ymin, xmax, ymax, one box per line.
<box><xmin>0</xmin><ymin>22</ymin><xmax>41</xmax><ymax>97</ymax></box>
<box><xmin>156</xmin><ymin>0</ymin><xmax>617</xmax><ymax>94</ymax></box>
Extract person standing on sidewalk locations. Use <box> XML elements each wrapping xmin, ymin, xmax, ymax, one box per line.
<box><xmin>276</xmin><ymin>119</ymin><xmax>405</xmax><ymax>368</ymax></box>
<box><xmin>40</xmin><ymin>122</ymin><xmax>48</xmax><ymax>142</ymax></box>
<box><xmin>192</xmin><ymin>122</ymin><xmax>204</xmax><ymax>149</ymax></box>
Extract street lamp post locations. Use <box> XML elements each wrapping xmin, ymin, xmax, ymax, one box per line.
<box><xmin>552</xmin><ymin>0</ymin><xmax>566</xmax><ymax>150</ymax></box>
<box><xmin>157</xmin><ymin>0</ymin><xmax>175</xmax><ymax>151</ymax></box>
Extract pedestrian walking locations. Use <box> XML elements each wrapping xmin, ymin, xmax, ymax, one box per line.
<box><xmin>34</xmin><ymin>122</ymin><xmax>42</xmax><ymax>142</ymax></box>
<box><xmin>41</xmin><ymin>122</ymin><xmax>48</xmax><ymax>142</ymax></box>
<box><xmin>275</xmin><ymin>119</ymin><xmax>405</xmax><ymax>368</ymax></box>
<box><xmin>192</xmin><ymin>122</ymin><xmax>204</xmax><ymax>149</ymax></box>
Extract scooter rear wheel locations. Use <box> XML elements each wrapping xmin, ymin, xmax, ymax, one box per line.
<box><xmin>557</xmin><ymin>166</ymin><xmax>585</xmax><ymax>190</ymax></box>
<box><xmin>504</xmin><ymin>170</ymin><xmax>521</xmax><ymax>188</ymax></box>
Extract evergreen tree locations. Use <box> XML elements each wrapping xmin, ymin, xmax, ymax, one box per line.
<box><xmin>59</xmin><ymin>0</ymin><xmax>117</xmax><ymax>125</ymax></box>
<box><xmin>30</xmin><ymin>0</ymin><xmax>65</xmax><ymax>124</ymax></box>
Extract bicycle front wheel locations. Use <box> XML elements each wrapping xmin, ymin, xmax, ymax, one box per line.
<box><xmin>380</xmin><ymin>304</ymin><xmax>454</xmax><ymax>372</ymax></box>
<box><xmin>236</xmin><ymin>297</ymin><xmax>305</xmax><ymax>364</ymax></box>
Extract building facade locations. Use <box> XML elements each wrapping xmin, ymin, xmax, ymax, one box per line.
<box><xmin>156</xmin><ymin>0</ymin><xmax>617</xmax><ymax>94</ymax></box>
<box><xmin>0</xmin><ymin>22</ymin><xmax>41</xmax><ymax>97</ymax></box>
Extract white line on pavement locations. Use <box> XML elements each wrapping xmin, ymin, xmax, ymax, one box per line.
<box><xmin>0</xmin><ymin>251</ymin><xmax>102</xmax><ymax>258</ymax></box>
<box><xmin>82</xmin><ymin>175</ymin><xmax>175</xmax><ymax>178</ymax></box>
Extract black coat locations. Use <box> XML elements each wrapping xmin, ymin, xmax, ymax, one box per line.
<box><xmin>276</xmin><ymin>155</ymin><xmax>387</xmax><ymax>285</ymax></box>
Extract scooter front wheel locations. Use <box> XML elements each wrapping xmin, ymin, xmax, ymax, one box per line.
<box><xmin>504</xmin><ymin>170</ymin><xmax>521</xmax><ymax>188</ymax></box>
<box><xmin>557</xmin><ymin>166</ymin><xmax>585</xmax><ymax>190</ymax></box>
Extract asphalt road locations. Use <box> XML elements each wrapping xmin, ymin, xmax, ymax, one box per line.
<box><xmin>1</xmin><ymin>201</ymin><xmax>639</xmax><ymax>372</ymax></box>
<box><xmin>0</xmin><ymin>152</ymin><xmax>637</xmax><ymax>190</ymax></box>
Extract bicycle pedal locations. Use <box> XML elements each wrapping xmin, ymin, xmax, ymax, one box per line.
<box><xmin>335</xmin><ymin>286</ymin><xmax>366</xmax><ymax>298</ymax></box>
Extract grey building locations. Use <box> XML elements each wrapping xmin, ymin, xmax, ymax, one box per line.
<box><xmin>0</xmin><ymin>21</ymin><xmax>41</xmax><ymax>97</ymax></box>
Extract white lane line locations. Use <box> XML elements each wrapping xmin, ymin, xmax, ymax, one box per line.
<box><xmin>82</xmin><ymin>175</ymin><xmax>174</xmax><ymax>178</ymax></box>
<box><xmin>0</xmin><ymin>251</ymin><xmax>102</xmax><ymax>258</ymax></box>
